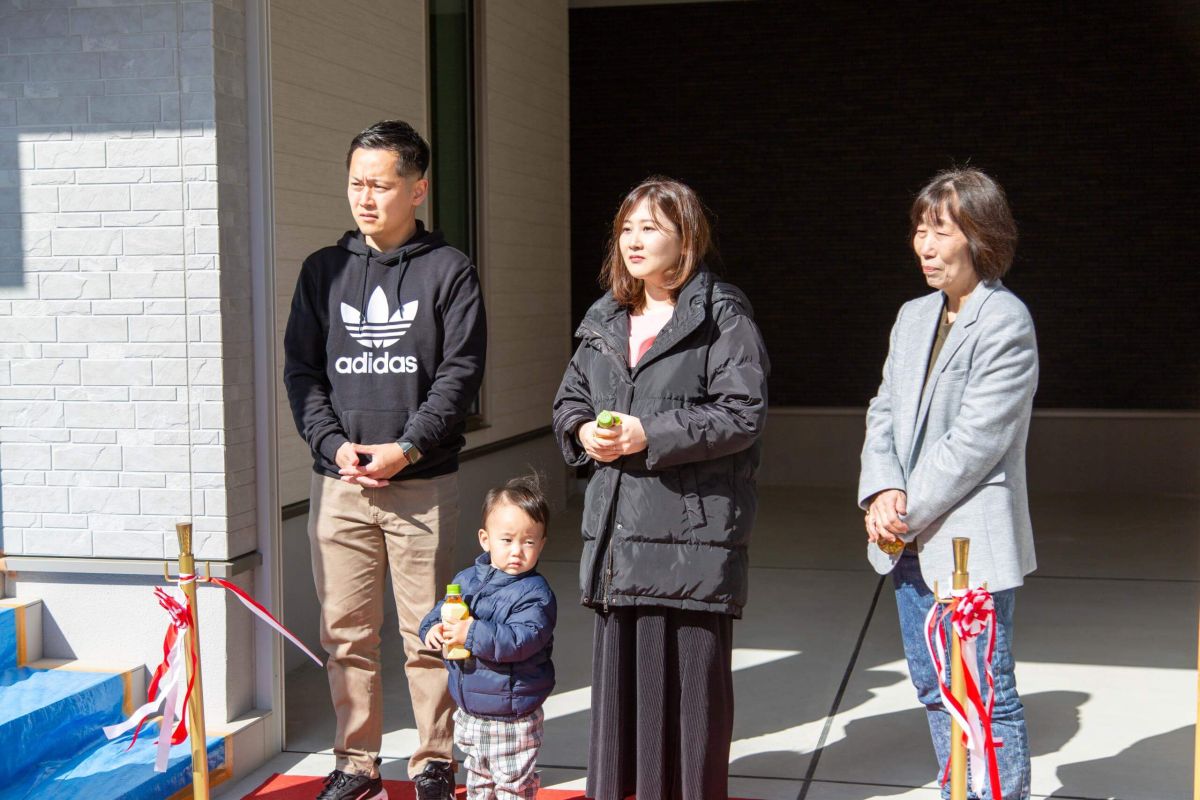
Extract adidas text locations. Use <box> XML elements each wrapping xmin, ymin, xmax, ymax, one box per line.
<box><xmin>335</xmin><ymin>354</ymin><xmax>419</xmax><ymax>375</ymax></box>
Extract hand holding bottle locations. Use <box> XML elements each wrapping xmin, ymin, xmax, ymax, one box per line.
<box><xmin>441</xmin><ymin>616</ymin><xmax>472</xmax><ymax>652</ymax></box>
<box><xmin>580</xmin><ymin>410</ymin><xmax>646</xmax><ymax>462</ymax></box>
<box><xmin>423</xmin><ymin>623</ymin><xmax>446</xmax><ymax>649</ymax></box>
<box><xmin>439</xmin><ymin>584</ymin><xmax>473</xmax><ymax>660</ymax></box>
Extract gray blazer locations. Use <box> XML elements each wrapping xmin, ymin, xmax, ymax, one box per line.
<box><xmin>859</xmin><ymin>280</ymin><xmax>1038</xmax><ymax>594</ymax></box>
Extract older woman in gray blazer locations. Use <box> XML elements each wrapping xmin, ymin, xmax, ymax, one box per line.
<box><xmin>859</xmin><ymin>168</ymin><xmax>1037</xmax><ymax>800</ymax></box>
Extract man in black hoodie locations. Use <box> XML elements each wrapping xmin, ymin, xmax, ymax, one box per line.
<box><xmin>284</xmin><ymin>120</ymin><xmax>485</xmax><ymax>800</ymax></box>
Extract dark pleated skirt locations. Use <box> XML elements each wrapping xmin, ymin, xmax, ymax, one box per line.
<box><xmin>586</xmin><ymin>606</ymin><xmax>735</xmax><ymax>800</ymax></box>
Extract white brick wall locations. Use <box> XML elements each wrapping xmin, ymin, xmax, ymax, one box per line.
<box><xmin>1</xmin><ymin>0</ymin><xmax>254</xmax><ymax>563</ymax></box>
<box><xmin>1</xmin><ymin>0</ymin><xmax>259</xmax><ymax>725</ymax></box>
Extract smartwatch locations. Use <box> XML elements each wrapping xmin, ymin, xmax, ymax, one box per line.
<box><xmin>398</xmin><ymin>441</ymin><xmax>423</xmax><ymax>465</ymax></box>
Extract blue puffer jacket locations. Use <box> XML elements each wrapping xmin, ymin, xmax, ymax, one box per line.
<box><xmin>419</xmin><ymin>552</ymin><xmax>556</xmax><ymax>720</ymax></box>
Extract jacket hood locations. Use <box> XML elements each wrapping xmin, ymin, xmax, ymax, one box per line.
<box><xmin>337</xmin><ymin>221</ymin><xmax>445</xmax><ymax>264</ymax></box>
<box><xmin>579</xmin><ymin>266</ymin><xmax>714</xmax><ymax>336</ymax></box>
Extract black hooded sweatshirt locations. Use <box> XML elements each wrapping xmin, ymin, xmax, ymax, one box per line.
<box><xmin>284</xmin><ymin>223</ymin><xmax>486</xmax><ymax>481</ymax></box>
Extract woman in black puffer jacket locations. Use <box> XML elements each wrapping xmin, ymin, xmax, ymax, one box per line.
<box><xmin>552</xmin><ymin>176</ymin><xmax>769</xmax><ymax>800</ymax></box>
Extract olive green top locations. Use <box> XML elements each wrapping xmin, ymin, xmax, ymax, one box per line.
<box><xmin>923</xmin><ymin>304</ymin><xmax>954</xmax><ymax>390</ymax></box>
<box><xmin>910</xmin><ymin>304</ymin><xmax>954</xmax><ymax>553</ymax></box>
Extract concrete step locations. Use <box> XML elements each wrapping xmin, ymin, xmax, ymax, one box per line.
<box><xmin>207</xmin><ymin>708</ymin><xmax>274</xmax><ymax>796</ymax></box>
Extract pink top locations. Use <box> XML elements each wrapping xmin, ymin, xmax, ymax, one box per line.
<box><xmin>629</xmin><ymin>306</ymin><xmax>674</xmax><ymax>367</ymax></box>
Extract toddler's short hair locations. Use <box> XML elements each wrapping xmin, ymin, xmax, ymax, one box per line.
<box><xmin>481</xmin><ymin>473</ymin><xmax>549</xmax><ymax>535</ymax></box>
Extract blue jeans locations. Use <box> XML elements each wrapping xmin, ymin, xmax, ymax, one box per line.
<box><xmin>893</xmin><ymin>551</ymin><xmax>1031</xmax><ymax>800</ymax></box>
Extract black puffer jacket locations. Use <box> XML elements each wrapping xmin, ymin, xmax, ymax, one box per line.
<box><xmin>552</xmin><ymin>269</ymin><xmax>769</xmax><ymax>618</ymax></box>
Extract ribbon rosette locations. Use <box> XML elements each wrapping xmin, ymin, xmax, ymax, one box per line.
<box><xmin>102</xmin><ymin>587</ymin><xmax>197</xmax><ymax>772</ymax></box>
<box><xmin>102</xmin><ymin>575</ymin><xmax>323</xmax><ymax>772</ymax></box>
<box><xmin>924</xmin><ymin>585</ymin><xmax>1003</xmax><ymax>798</ymax></box>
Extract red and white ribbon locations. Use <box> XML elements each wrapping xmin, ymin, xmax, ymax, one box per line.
<box><xmin>924</xmin><ymin>585</ymin><xmax>1003</xmax><ymax>798</ymax></box>
<box><xmin>102</xmin><ymin>587</ymin><xmax>196</xmax><ymax>772</ymax></box>
<box><xmin>102</xmin><ymin>575</ymin><xmax>323</xmax><ymax>772</ymax></box>
<box><xmin>179</xmin><ymin>573</ymin><xmax>323</xmax><ymax>668</ymax></box>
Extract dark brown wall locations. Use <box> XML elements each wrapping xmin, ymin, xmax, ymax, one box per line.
<box><xmin>569</xmin><ymin>1</ymin><xmax>1200</xmax><ymax>409</ymax></box>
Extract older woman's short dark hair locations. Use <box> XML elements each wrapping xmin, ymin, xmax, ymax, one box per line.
<box><xmin>911</xmin><ymin>168</ymin><xmax>1018</xmax><ymax>282</ymax></box>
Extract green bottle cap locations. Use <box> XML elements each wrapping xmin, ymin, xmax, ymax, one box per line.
<box><xmin>597</xmin><ymin>410</ymin><xmax>618</xmax><ymax>428</ymax></box>
<box><xmin>446</xmin><ymin>584</ymin><xmax>461</xmax><ymax>595</ymax></box>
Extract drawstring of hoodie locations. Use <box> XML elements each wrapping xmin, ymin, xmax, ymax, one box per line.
<box><xmin>355</xmin><ymin>239</ymin><xmax>416</xmax><ymax>335</ymax></box>
<box><xmin>358</xmin><ymin>249</ymin><xmax>371</xmax><ymax>332</ymax></box>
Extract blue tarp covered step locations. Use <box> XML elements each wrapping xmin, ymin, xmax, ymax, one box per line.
<box><xmin>0</xmin><ymin>665</ymin><xmax>127</xmax><ymax>787</ymax></box>
<box><xmin>0</xmin><ymin>602</ymin><xmax>228</xmax><ymax>798</ymax></box>
<box><xmin>0</xmin><ymin>597</ymin><xmax>45</xmax><ymax>671</ymax></box>
<box><xmin>0</xmin><ymin>719</ymin><xmax>226</xmax><ymax>800</ymax></box>
<box><xmin>0</xmin><ymin>598</ymin><xmax>45</xmax><ymax>670</ymax></box>
<box><xmin>0</xmin><ymin>607</ymin><xmax>17</xmax><ymax>670</ymax></box>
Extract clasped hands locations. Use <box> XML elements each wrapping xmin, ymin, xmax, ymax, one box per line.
<box><xmin>577</xmin><ymin>414</ymin><xmax>648</xmax><ymax>463</ymax></box>
<box><xmin>336</xmin><ymin>441</ymin><xmax>408</xmax><ymax>488</ymax></box>
<box><xmin>865</xmin><ymin>488</ymin><xmax>908</xmax><ymax>545</ymax></box>
<box><xmin>423</xmin><ymin>618</ymin><xmax>472</xmax><ymax>650</ymax></box>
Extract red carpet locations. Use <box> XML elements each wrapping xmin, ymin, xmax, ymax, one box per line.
<box><xmin>242</xmin><ymin>774</ymin><xmax>588</xmax><ymax>798</ymax></box>
<box><xmin>242</xmin><ymin>773</ymin><xmax>753</xmax><ymax>799</ymax></box>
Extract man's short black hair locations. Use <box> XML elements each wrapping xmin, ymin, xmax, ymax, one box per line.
<box><xmin>346</xmin><ymin>120</ymin><xmax>430</xmax><ymax>178</ymax></box>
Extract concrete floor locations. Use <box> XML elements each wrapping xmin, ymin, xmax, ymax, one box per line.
<box><xmin>220</xmin><ymin>486</ymin><xmax>1199</xmax><ymax>799</ymax></box>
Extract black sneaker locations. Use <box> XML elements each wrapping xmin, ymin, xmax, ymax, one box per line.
<box><xmin>315</xmin><ymin>769</ymin><xmax>388</xmax><ymax>800</ymax></box>
<box><xmin>413</xmin><ymin>760</ymin><xmax>454</xmax><ymax>800</ymax></box>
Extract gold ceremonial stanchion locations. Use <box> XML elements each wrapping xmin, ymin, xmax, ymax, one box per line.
<box><xmin>949</xmin><ymin>537</ymin><xmax>971</xmax><ymax>800</ymax></box>
<box><xmin>175</xmin><ymin>522</ymin><xmax>210</xmax><ymax>800</ymax></box>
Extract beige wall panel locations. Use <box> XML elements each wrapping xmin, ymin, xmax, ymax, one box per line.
<box><xmin>269</xmin><ymin>0</ymin><xmax>428</xmax><ymax>505</ymax></box>
<box><xmin>488</xmin><ymin>288</ymin><xmax>569</xmax><ymax>318</ymax></box>
<box><xmin>466</xmin><ymin>0</ymin><xmax>571</xmax><ymax>450</ymax></box>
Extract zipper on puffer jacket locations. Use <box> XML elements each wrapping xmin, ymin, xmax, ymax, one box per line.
<box><xmin>461</xmin><ymin>566</ymin><xmax>500</xmax><ymax>717</ymax></box>
<box><xmin>577</xmin><ymin>320</ymin><xmax>627</xmax><ymax>611</ymax></box>
<box><xmin>601</xmin><ymin>544</ymin><xmax>614</xmax><ymax>612</ymax></box>
<box><xmin>580</xmin><ymin>316</ymin><xmax>659</xmax><ymax>612</ymax></box>
<box><xmin>587</xmin><ymin>468</ymin><xmax>620</xmax><ymax>610</ymax></box>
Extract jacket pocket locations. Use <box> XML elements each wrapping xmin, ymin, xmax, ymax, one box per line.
<box><xmin>930</xmin><ymin>370</ymin><xmax>969</xmax><ymax>415</ymax></box>
<box><xmin>583</xmin><ymin>468</ymin><xmax>615</xmax><ymax>540</ymax></box>
<box><xmin>980</xmin><ymin>467</ymin><xmax>1007</xmax><ymax>485</ymax></box>
<box><xmin>940</xmin><ymin>367</ymin><xmax>969</xmax><ymax>384</ymax></box>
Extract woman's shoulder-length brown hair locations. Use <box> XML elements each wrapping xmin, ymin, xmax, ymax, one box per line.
<box><xmin>911</xmin><ymin>168</ymin><xmax>1018</xmax><ymax>282</ymax></box>
<box><xmin>602</xmin><ymin>176</ymin><xmax>713</xmax><ymax>310</ymax></box>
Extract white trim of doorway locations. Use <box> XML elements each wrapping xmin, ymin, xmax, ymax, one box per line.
<box><xmin>246</xmin><ymin>0</ymin><xmax>284</xmax><ymax>762</ymax></box>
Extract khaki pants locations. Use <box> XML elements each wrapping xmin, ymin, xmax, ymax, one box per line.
<box><xmin>308</xmin><ymin>471</ymin><xmax>459</xmax><ymax>779</ymax></box>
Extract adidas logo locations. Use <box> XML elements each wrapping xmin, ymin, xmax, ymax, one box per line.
<box><xmin>335</xmin><ymin>286</ymin><xmax>420</xmax><ymax>374</ymax></box>
<box><xmin>335</xmin><ymin>353</ymin><xmax>418</xmax><ymax>375</ymax></box>
<box><xmin>341</xmin><ymin>286</ymin><xmax>418</xmax><ymax>349</ymax></box>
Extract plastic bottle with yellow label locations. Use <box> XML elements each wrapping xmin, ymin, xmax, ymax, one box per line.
<box><xmin>440</xmin><ymin>584</ymin><xmax>472</xmax><ymax>660</ymax></box>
